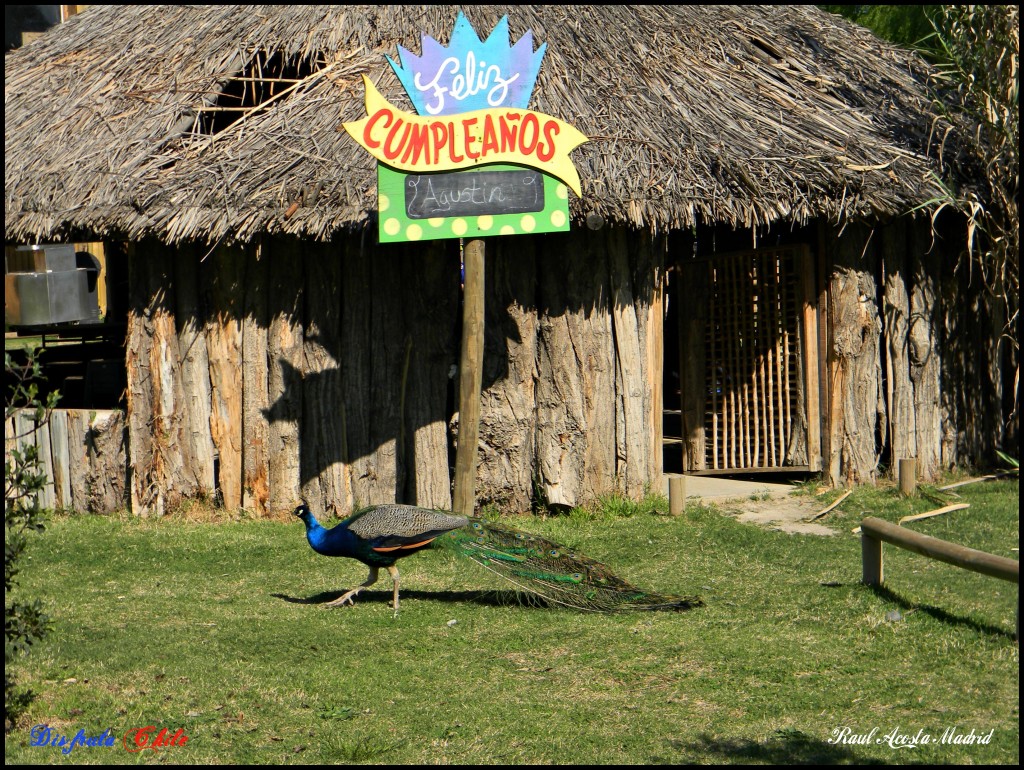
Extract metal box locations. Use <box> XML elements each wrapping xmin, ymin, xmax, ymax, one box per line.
<box><xmin>5</xmin><ymin>268</ymin><xmax>100</xmax><ymax>326</ymax></box>
<box><xmin>7</xmin><ymin>243</ymin><xmax>77</xmax><ymax>273</ymax></box>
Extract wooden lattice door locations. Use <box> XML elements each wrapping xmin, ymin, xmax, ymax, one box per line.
<box><xmin>670</xmin><ymin>245</ymin><xmax>821</xmax><ymax>473</ymax></box>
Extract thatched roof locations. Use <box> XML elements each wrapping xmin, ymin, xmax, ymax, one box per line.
<box><xmin>5</xmin><ymin>5</ymin><xmax>963</xmax><ymax>245</ymax></box>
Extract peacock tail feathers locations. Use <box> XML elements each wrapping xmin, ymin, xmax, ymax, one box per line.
<box><xmin>439</xmin><ymin>517</ymin><xmax>702</xmax><ymax>613</ymax></box>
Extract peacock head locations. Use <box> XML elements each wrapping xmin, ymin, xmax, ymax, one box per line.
<box><xmin>294</xmin><ymin>503</ymin><xmax>312</xmax><ymax>520</ymax></box>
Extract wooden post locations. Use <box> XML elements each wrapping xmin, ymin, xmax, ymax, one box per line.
<box><xmin>669</xmin><ymin>475</ymin><xmax>686</xmax><ymax>516</ymax></box>
<box><xmin>453</xmin><ymin>238</ymin><xmax>485</xmax><ymax>516</ymax></box>
<box><xmin>860</xmin><ymin>515</ymin><xmax>1020</xmax><ymax>582</ymax></box>
<box><xmin>898</xmin><ymin>458</ymin><xmax>917</xmax><ymax>496</ymax></box>
<box><xmin>861</xmin><ymin>531</ymin><xmax>883</xmax><ymax>586</ymax></box>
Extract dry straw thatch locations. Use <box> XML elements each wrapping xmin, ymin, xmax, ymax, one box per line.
<box><xmin>5</xmin><ymin>5</ymin><xmax>961</xmax><ymax>245</ymax></box>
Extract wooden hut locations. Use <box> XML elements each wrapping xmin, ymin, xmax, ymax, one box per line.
<box><xmin>5</xmin><ymin>6</ymin><xmax>1007</xmax><ymax>516</ymax></box>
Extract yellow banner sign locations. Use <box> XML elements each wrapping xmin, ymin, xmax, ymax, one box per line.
<box><xmin>344</xmin><ymin>75</ymin><xmax>587</xmax><ymax>197</ymax></box>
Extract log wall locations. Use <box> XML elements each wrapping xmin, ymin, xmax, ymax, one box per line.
<box><xmin>125</xmin><ymin>228</ymin><xmax>665</xmax><ymax>517</ymax></box>
<box><xmin>5</xmin><ymin>408</ymin><xmax>127</xmax><ymax>513</ymax></box>
<box><xmin>823</xmin><ymin>213</ymin><xmax>1008</xmax><ymax>485</ymax></box>
<box><xmin>63</xmin><ymin>212</ymin><xmax>1010</xmax><ymax>516</ymax></box>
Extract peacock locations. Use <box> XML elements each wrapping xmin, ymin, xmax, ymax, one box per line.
<box><xmin>294</xmin><ymin>503</ymin><xmax>702</xmax><ymax>614</ymax></box>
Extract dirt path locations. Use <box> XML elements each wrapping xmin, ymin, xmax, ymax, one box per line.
<box><xmin>719</xmin><ymin>493</ymin><xmax>838</xmax><ymax>536</ymax></box>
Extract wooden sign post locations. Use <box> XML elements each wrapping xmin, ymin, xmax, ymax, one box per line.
<box><xmin>342</xmin><ymin>12</ymin><xmax>587</xmax><ymax>514</ymax></box>
<box><xmin>453</xmin><ymin>238</ymin><xmax>485</xmax><ymax>514</ymax></box>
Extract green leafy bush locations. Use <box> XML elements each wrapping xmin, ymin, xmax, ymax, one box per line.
<box><xmin>4</xmin><ymin>349</ymin><xmax>57</xmax><ymax>730</ymax></box>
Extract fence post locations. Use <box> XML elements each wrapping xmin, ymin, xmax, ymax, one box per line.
<box><xmin>861</xmin><ymin>532</ymin><xmax>883</xmax><ymax>586</ymax></box>
<box><xmin>898</xmin><ymin>458</ymin><xmax>917</xmax><ymax>496</ymax></box>
<box><xmin>669</xmin><ymin>475</ymin><xmax>686</xmax><ymax>516</ymax></box>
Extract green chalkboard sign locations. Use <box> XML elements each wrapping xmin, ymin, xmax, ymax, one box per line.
<box><xmin>378</xmin><ymin>163</ymin><xmax>570</xmax><ymax>243</ymax></box>
<box><xmin>405</xmin><ymin>168</ymin><xmax>544</xmax><ymax>219</ymax></box>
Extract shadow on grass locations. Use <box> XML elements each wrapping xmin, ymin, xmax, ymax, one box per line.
<box><xmin>273</xmin><ymin>589</ymin><xmax>704</xmax><ymax>612</ymax></box>
<box><xmin>271</xmin><ymin>588</ymin><xmax>540</xmax><ymax>608</ymax></box>
<box><xmin>659</xmin><ymin>729</ymin><xmax>885</xmax><ymax>765</ymax></box>
<box><xmin>866</xmin><ymin>584</ymin><xmax>1015</xmax><ymax>640</ymax></box>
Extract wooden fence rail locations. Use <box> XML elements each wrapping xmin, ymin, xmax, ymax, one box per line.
<box><xmin>859</xmin><ymin>516</ymin><xmax>1019</xmax><ymax>640</ymax></box>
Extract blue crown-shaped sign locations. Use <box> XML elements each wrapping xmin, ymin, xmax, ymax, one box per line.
<box><xmin>387</xmin><ymin>11</ymin><xmax>546</xmax><ymax>116</ymax></box>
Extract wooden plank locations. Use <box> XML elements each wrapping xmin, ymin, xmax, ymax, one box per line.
<box><xmin>765</xmin><ymin>256</ymin><xmax>777</xmax><ymax>467</ymax></box>
<box><xmin>808</xmin><ymin>489</ymin><xmax>852</xmax><ymax>521</ymax></box>
<box><xmin>267</xmin><ymin>236</ymin><xmax>304</xmax><ymax>515</ymax></box>
<box><xmin>126</xmin><ymin>239</ymin><xmax>193</xmax><ymax>515</ymax></box>
<box><xmin>174</xmin><ymin>241</ymin><xmax>217</xmax><ymax>497</ymax></box>
<box><xmin>453</xmin><ymin>237</ymin><xmax>486</xmax><ymax>515</ymax></box>
<box><xmin>780</xmin><ymin>252</ymin><xmax>792</xmax><ymax>461</ymax></box>
<box><xmin>938</xmin><ymin>471</ymin><xmax>1018</xmax><ymax>490</ymax></box>
<box><xmin>708</xmin><ymin>262</ymin><xmax>719</xmax><ymax>469</ymax></box>
<box><xmin>882</xmin><ymin>221</ymin><xmax>916</xmax><ymax>474</ymax></box>
<box><xmin>16</xmin><ymin>412</ymin><xmax>49</xmax><ymax>508</ymax></box>
<box><xmin>740</xmin><ymin>254</ymin><xmax>752</xmax><ymax>467</ymax></box>
<box><xmin>681</xmin><ymin>465</ymin><xmax>813</xmax><ymax>476</ymax></box>
<box><xmin>125</xmin><ymin>241</ymin><xmax>153</xmax><ymax>515</ymax></box>
<box><xmin>477</xmin><ymin>240</ymin><xmax>521</xmax><ymax>507</ymax></box>
<box><xmin>65</xmin><ymin>410</ymin><xmax>89</xmax><ymax>511</ymax></box>
<box><xmin>14</xmin><ymin>411</ymin><xmax>38</xmax><ymax>505</ymax></box>
<box><xmin>898</xmin><ymin>503</ymin><xmax>969</xmax><ymax>525</ymax></box>
<box><xmin>816</xmin><ymin>221</ymin><xmax>831</xmax><ymax>476</ymax></box>
<box><xmin>610</xmin><ymin>228</ymin><xmax>646</xmax><ymax>494</ymax></box>
<box><xmin>534</xmin><ymin>229</ymin><xmax>615</xmax><ymax>506</ymax></box>
<box><xmin>908</xmin><ymin>222</ymin><xmax>943</xmax><ymax>481</ymax></box>
<box><xmin>49</xmin><ymin>409</ymin><xmax>71</xmax><ymax>509</ymax></box>
<box><xmin>366</xmin><ymin>239</ymin><xmax>404</xmax><ymax>505</ymax></box>
<box><xmin>749</xmin><ymin>255</ymin><xmax>760</xmax><ymax>467</ymax></box>
<box><xmin>337</xmin><ymin>235</ymin><xmax>371</xmax><ymax>512</ymax></box>
<box><xmin>241</xmin><ymin>238</ymin><xmax>271</xmax><ymax>515</ymax></box>
<box><xmin>36</xmin><ymin>411</ymin><xmax>55</xmax><ymax>510</ymax></box>
<box><xmin>300</xmin><ymin>239</ymin><xmax>344</xmax><ymax>516</ymax></box>
<box><xmin>645</xmin><ymin>236</ymin><xmax>666</xmax><ymax>488</ymax></box>
<box><xmin>774</xmin><ymin>252</ymin><xmax>786</xmax><ymax>465</ymax></box>
<box><xmin>725</xmin><ymin>254</ymin><xmax>739</xmax><ymax>467</ymax></box>
<box><xmin>403</xmin><ymin>239</ymin><xmax>458</xmax><ymax>509</ymax></box>
<box><xmin>86</xmin><ymin>410</ymin><xmax>127</xmax><ymax>512</ymax></box>
<box><xmin>203</xmin><ymin>244</ymin><xmax>244</xmax><ymax>511</ymax></box>
<box><xmin>633</xmin><ymin>229</ymin><xmax>662</xmax><ymax>487</ymax></box>
<box><xmin>800</xmin><ymin>244</ymin><xmax>821</xmax><ymax>471</ymax></box>
<box><xmin>4</xmin><ymin>416</ymin><xmax>14</xmax><ymax>460</ymax></box>
<box><xmin>828</xmin><ymin>224</ymin><xmax>882</xmax><ymax>484</ymax></box>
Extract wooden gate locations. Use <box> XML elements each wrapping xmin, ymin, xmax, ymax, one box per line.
<box><xmin>667</xmin><ymin>245</ymin><xmax>821</xmax><ymax>474</ymax></box>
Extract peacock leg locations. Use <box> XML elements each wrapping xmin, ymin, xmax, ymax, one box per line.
<box><xmin>326</xmin><ymin>566</ymin><xmax>379</xmax><ymax>607</ymax></box>
<box><xmin>387</xmin><ymin>565</ymin><xmax>401</xmax><ymax>615</ymax></box>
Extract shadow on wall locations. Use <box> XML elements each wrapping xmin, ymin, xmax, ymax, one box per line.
<box><xmin>253</xmin><ymin>226</ymin><xmax>670</xmax><ymax>515</ymax></box>
<box><xmin>129</xmin><ymin>225</ymin><xmax>669</xmax><ymax>517</ymax></box>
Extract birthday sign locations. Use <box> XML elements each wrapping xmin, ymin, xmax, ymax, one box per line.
<box><xmin>347</xmin><ymin>76</ymin><xmax>586</xmax><ymax>196</ymax></box>
<box><xmin>343</xmin><ymin>12</ymin><xmax>587</xmax><ymax>243</ymax></box>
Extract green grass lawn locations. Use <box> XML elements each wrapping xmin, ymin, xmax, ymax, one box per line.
<box><xmin>4</xmin><ymin>479</ymin><xmax>1018</xmax><ymax>764</ymax></box>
